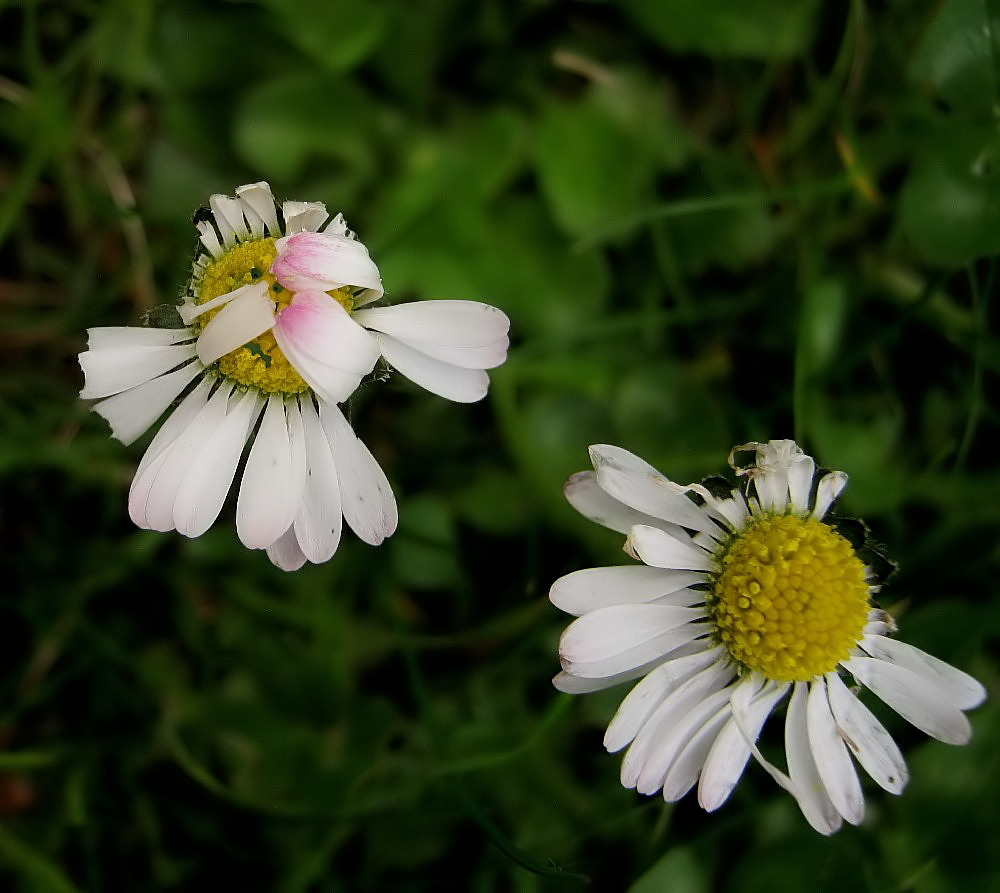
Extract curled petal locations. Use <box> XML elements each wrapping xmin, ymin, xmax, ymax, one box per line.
<box><xmin>272</xmin><ymin>231</ymin><xmax>383</xmax><ymax>298</ymax></box>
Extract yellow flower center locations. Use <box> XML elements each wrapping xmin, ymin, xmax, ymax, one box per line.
<box><xmin>710</xmin><ymin>515</ymin><xmax>869</xmax><ymax>682</ymax></box>
<box><xmin>192</xmin><ymin>237</ymin><xmax>353</xmax><ymax>395</ymax></box>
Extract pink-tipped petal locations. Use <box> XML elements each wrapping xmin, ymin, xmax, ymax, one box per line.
<box><xmin>271</xmin><ymin>292</ymin><xmax>381</xmax><ymax>404</ymax></box>
<box><xmin>272</xmin><ymin>231</ymin><xmax>383</xmax><ymax>297</ymax></box>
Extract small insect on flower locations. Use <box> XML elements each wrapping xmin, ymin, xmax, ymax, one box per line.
<box><xmin>549</xmin><ymin>440</ymin><xmax>985</xmax><ymax>834</ymax></box>
<box><xmin>79</xmin><ymin>182</ymin><xmax>509</xmax><ymax>570</ymax></box>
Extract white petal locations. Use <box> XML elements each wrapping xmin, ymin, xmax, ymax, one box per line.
<box><xmin>271</xmin><ymin>231</ymin><xmax>383</xmax><ymax>296</ymax></box>
<box><xmin>785</xmin><ymin>451</ymin><xmax>816</xmax><ymax>515</ymax></box>
<box><xmin>626</xmin><ymin>525</ymin><xmax>714</xmax><ymax>572</ymax></box>
<box><xmin>172</xmin><ymin>389</ymin><xmax>263</xmax><ymax>537</ymax></box>
<box><xmin>549</xmin><ymin>565</ymin><xmax>704</xmax><ymax>616</ymax></box>
<box><xmin>195</xmin><ymin>282</ymin><xmax>274</xmax><ymax>366</ymax></box>
<box><xmin>589</xmin><ymin>445</ymin><xmax>722</xmax><ymax>535</ymax></box>
<box><xmin>133</xmin><ymin>378</ymin><xmax>214</xmax><ymax>481</ymax></box>
<box><xmin>319</xmin><ymin>403</ymin><xmax>397</xmax><ymax>545</ymax></box>
<box><xmin>845</xmin><ymin>655</ymin><xmax>973</xmax><ymax>745</ymax></box>
<box><xmin>282</xmin><ymin>200</ymin><xmax>329</xmax><ymax>234</ymax></box>
<box><xmin>564</xmin><ymin>471</ymin><xmax>676</xmax><ymax>535</ymax></box>
<box><xmin>370</xmin><ymin>332</ymin><xmax>509</xmax><ymax>370</ymax></box>
<box><xmin>604</xmin><ymin>648</ymin><xmax>726</xmax><ymax>752</ymax></box>
<box><xmin>859</xmin><ymin>635</ymin><xmax>986</xmax><ymax>710</ymax></box>
<box><xmin>179</xmin><ymin>282</ymin><xmax>261</xmax><ymax>324</ymax></box>
<box><xmin>92</xmin><ymin>360</ymin><xmax>201</xmax><ymax>445</ymax></box>
<box><xmin>374</xmin><ymin>332</ymin><xmax>490</xmax><ymax>402</ymax></box>
<box><xmin>320</xmin><ymin>211</ymin><xmax>350</xmax><ymax>237</ymax></box>
<box><xmin>236</xmin><ymin>396</ymin><xmax>306</xmax><ymax>549</ymax></box>
<box><xmin>557</xmin><ymin>604</ymin><xmax>705</xmax><ymax>679</ymax></box>
<box><xmin>636</xmin><ymin>684</ymin><xmax>734</xmax><ymax>796</ymax></box>
<box><xmin>291</xmin><ymin>398</ymin><xmax>343</xmax><ymax>564</ymax></box>
<box><xmin>266</xmin><ymin>526</ymin><xmax>308</xmax><ymax>572</ymax></box>
<box><xmin>236</xmin><ymin>182</ymin><xmax>280</xmax><ymax>237</ymax></box>
<box><xmin>826</xmin><ymin>671</ymin><xmax>908</xmax><ymax>794</ymax></box>
<box><xmin>812</xmin><ymin>471</ymin><xmax>848</xmax><ymax>519</ymax></box>
<box><xmin>271</xmin><ymin>291</ymin><xmax>380</xmax><ymax>404</ymax></box>
<box><xmin>129</xmin><ymin>381</ymin><xmax>234</xmax><ymax>531</ymax></box>
<box><xmin>698</xmin><ymin>677</ymin><xmax>787</xmax><ymax>811</ymax></box>
<box><xmin>196</xmin><ymin>219</ymin><xmax>224</xmax><ymax>258</ymax></box>
<box><xmin>79</xmin><ymin>342</ymin><xmax>198</xmax><ymax>399</ymax></box>
<box><xmin>86</xmin><ymin>327</ymin><xmax>193</xmax><ymax>349</ymax></box>
<box><xmin>661</xmin><ymin>699</ymin><xmax>732</xmax><ymax>802</ymax></box>
<box><xmin>806</xmin><ymin>679</ymin><xmax>865</xmax><ymax>825</ymax></box>
<box><xmin>786</xmin><ymin>682</ymin><xmax>843</xmax><ymax>835</ymax></box>
<box><xmin>209</xmin><ymin>193</ymin><xmax>250</xmax><ymax>247</ymax></box>
<box><xmin>621</xmin><ymin>664</ymin><xmax>732</xmax><ymax>790</ymax></box>
<box><xmin>354</xmin><ymin>301</ymin><xmax>510</xmax><ymax>348</ymax></box>
<box><xmin>552</xmin><ymin>655</ymin><xmax>673</xmax><ymax>694</ymax></box>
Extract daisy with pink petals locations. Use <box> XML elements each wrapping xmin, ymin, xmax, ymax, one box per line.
<box><xmin>79</xmin><ymin>182</ymin><xmax>509</xmax><ymax>570</ymax></box>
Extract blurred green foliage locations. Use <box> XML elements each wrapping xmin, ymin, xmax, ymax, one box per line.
<box><xmin>1</xmin><ymin>0</ymin><xmax>999</xmax><ymax>889</ymax></box>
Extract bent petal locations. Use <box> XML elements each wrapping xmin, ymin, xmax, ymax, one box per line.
<box><xmin>272</xmin><ymin>291</ymin><xmax>380</xmax><ymax>405</ymax></box>
<box><xmin>272</xmin><ymin>231</ymin><xmax>383</xmax><ymax>298</ymax></box>
<box><xmin>195</xmin><ymin>282</ymin><xmax>275</xmax><ymax>366</ymax></box>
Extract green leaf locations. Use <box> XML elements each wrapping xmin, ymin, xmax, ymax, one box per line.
<box><xmin>619</xmin><ymin>0</ymin><xmax>822</xmax><ymax>58</ymax></box>
<box><xmin>257</xmin><ymin>0</ymin><xmax>388</xmax><ymax>71</ymax></box>
<box><xmin>898</xmin><ymin>124</ymin><xmax>1000</xmax><ymax>266</ymax></box>
<box><xmin>233</xmin><ymin>72</ymin><xmax>377</xmax><ymax>184</ymax></box>
<box><xmin>910</xmin><ymin>0</ymin><xmax>999</xmax><ymax>118</ymax></box>
<box><xmin>629</xmin><ymin>846</ymin><xmax>710</xmax><ymax>893</ymax></box>
<box><xmin>534</xmin><ymin>76</ymin><xmax>689</xmax><ymax>241</ymax></box>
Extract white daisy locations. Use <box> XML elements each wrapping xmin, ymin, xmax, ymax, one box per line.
<box><xmin>550</xmin><ymin>440</ymin><xmax>986</xmax><ymax>834</ymax></box>
<box><xmin>79</xmin><ymin>182</ymin><xmax>509</xmax><ymax>570</ymax></box>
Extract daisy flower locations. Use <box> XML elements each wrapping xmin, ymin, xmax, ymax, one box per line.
<box><xmin>79</xmin><ymin>182</ymin><xmax>509</xmax><ymax>570</ymax></box>
<box><xmin>549</xmin><ymin>440</ymin><xmax>985</xmax><ymax>834</ymax></box>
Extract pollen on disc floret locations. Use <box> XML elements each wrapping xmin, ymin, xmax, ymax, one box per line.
<box><xmin>710</xmin><ymin>514</ymin><xmax>870</xmax><ymax>682</ymax></box>
<box><xmin>191</xmin><ymin>236</ymin><xmax>354</xmax><ymax>396</ymax></box>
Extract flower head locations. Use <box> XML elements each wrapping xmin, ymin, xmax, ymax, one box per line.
<box><xmin>79</xmin><ymin>182</ymin><xmax>509</xmax><ymax>570</ymax></box>
<box><xmin>550</xmin><ymin>440</ymin><xmax>985</xmax><ymax>834</ymax></box>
